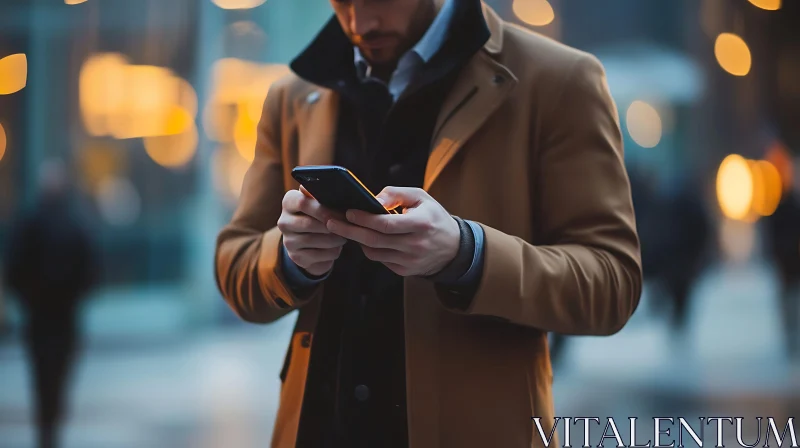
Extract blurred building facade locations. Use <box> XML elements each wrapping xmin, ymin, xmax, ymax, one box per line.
<box><xmin>0</xmin><ymin>0</ymin><xmax>797</xmax><ymax>337</ymax></box>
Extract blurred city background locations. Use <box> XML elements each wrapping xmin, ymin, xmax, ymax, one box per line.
<box><xmin>0</xmin><ymin>0</ymin><xmax>798</xmax><ymax>446</ymax></box>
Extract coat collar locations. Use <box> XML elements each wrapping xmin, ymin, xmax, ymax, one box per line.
<box><xmin>293</xmin><ymin>2</ymin><xmax>516</xmax><ymax>191</ymax></box>
<box><xmin>481</xmin><ymin>2</ymin><xmax>504</xmax><ymax>55</ymax></box>
<box><xmin>289</xmin><ymin>0</ymin><xmax>494</xmax><ymax>89</ymax></box>
<box><xmin>425</xmin><ymin>4</ymin><xmax>516</xmax><ymax>190</ymax></box>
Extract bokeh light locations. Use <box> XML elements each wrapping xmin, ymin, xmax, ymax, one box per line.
<box><xmin>206</xmin><ymin>59</ymin><xmax>289</xmax><ymax>126</ymax></box>
<box><xmin>716</xmin><ymin>155</ymin><xmax>783</xmax><ymax>221</ymax></box>
<box><xmin>747</xmin><ymin>0</ymin><xmax>781</xmax><ymax>11</ymax></box>
<box><xmin>212</xmin><ymin>146</ymin><xmax>251</xmax><ymax>202</ymax></box>
<box><xmin>715</xmin><ymin>33</ymin><xmax>752</xmax><ymax>76</ymax></box>
<box><xmin>749</xmin><ymin>160</ymin><xmax>782</xmax><ymax>217</ymax></box>
<box><xmin>0</xmin><ymin>122</ymin><xmax>6</xmax><ymax>163</ymax></box>
<box><xmin>205</xmin><ymin>59</ymin><xmax>288</xmax><ymax>167</ymax></box>
<box><xmin>79</xmin><ymin>53</ymin><xmax>199</xmax><ymax>168</ymax></box>
<box><xmin>234</xmin><ymin>103</ymin><xmax>258</xmax><ymax>162</ymax></box>
<box><xmin>177</xmin><ymin>78</ymin><xmax>199</xmax><ymax>121</ymax></box>
<box><xmin>512</xmin><ymin>0</ymin><xmax>555</xmax><ymax>27</ymax></box>
<box><xmin>144</xmin><ymin>123</ymin><xmax>199</xmax><ymax>169</ymax></box>
<box><xmin>65</xmin><ymin>0</ymin><xmax>89</xmax><ymax>4</ymax></box>
<box><xmin>626</xmin><ymin>101</ymin><xmax>663</xmax><ymax>148</ymax></box>
<box><xmin>109</xmin><ymin>65</ymin><xmax>178</xmax><ymax>139</ymax></box>
<box><xmin>0</xmin><ymin>53</ymin><xmax>28</xmax><ymax>95</ymax></box>
<box><xmin>717</xmin><ymin>154</ymin><xmax>754</xmax><ymax>221</ymax></box>
<box><xmin>211</xmin><ymin>0</ymin><xmax>267</xmax><ymax>10</ymax></box>
<box><xmin>80</xmin><ymin>54</ymin><xmax>197</xmax><ymax>140</ymax></box>
<box><xmin>80</xmin><ymin>53</ymin><xmax>129</xmax><ymax>136</ymax></box>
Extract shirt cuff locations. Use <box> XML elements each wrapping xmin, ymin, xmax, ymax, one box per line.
<box><xmin>455</xmin><ymin>220</ymin><xmax>485</xmax><ymax>287</ymax></box>
<box><xmin>431</xmin><ymin>220</ymin><xmax>485</xmax><ymax>311</ymax></box>
<box><xmin>424</xmin><ymin>216</ymin><xmax>474</xmax><ymax>284</ymax></box>
<box><xmin>426</xmin><ymin>217</ymin><xmax>485</xmax><ymax>287</ymax></box>
<box><xmin>279</xmin><ymin>237</ymin><xmax>330</xmax><ymax>291</ymax></box>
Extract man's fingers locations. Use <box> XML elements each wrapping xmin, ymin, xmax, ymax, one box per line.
<box><xmin>289</xmin><ymin>247</ymin><xmax>342</xmax><ymax>266</ymax></box>
<box><xmin>360</xmin><ymin>246</ymin><xmax>412</xmax><ymax>265</ymax></box>
<box><xmin>277</xmin><ymin>213</ymin><xmax>329</xmax><ymax>234</ymax></box>
<box><xmin>282</xmin><ymin>189</ymin><xmax>309</xmax><ymax>214</ymax></box>
<box><xmin>283</xmin><ymin>189</ymin><xmax>342</xmax><ymax>223</ymax></box>
<box><xmin>284</xmin><ymin>233</ymin><xmax>347</xmax><ymax>251</ymax></box>
<box><xmin>375</xmin><ymin>186</ymin><xmax>427</xmax><ymax>210</ymax></box>
<box><xmin>302</xmin><ymin>200</ymin><xmax>343</xmax><ymax>224</ymax></box>
<box><xmin>327</xmin><ymin>219</ymin><xmax>395</xmax><ymax>249</ymax></box>
<box><xmin>345</xmin><ymin>208</ymin><xmax>431</xmax><ymax>234</ymax></box>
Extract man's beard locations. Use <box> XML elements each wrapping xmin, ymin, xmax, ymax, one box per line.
<box><xmin>351</xmin><ymin>0</ymin><xmax>438</xmax><ymax>71</ymax></box>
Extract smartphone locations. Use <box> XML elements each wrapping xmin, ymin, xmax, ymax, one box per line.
<box><xmin>291</xmin><ymin>165</ymin><xmax>400</xmax><ymax>215</ymax></box>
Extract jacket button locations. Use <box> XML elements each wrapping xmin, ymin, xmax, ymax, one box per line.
<box><xmin>389</xmin><ymin>164</ymin><xmax>402</xmax><ymax>176</ymax></box>
<box><xmin>300</xmin><ymin>333</ymin><xmax>311</xmax><ymax>348</ymax></box>
<box><xmin>354</xmin><ymin>384</ymin><xmax>370</xmax><ymax>402</ymax></box>
<box><xmin>306</xmin><ymin>91</ymin><xmax>320</xmax><ymax>104</ymax></box>
<box><xmin>492</xmin><ymin>74</ymin><xmax>505</xmax><ymax>85</ymax></box>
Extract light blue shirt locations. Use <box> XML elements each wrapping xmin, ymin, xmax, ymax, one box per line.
<box><xmin>281</xmin><ymin>0</ymin><xmax>486</xmax><ymax>294</ymax></box>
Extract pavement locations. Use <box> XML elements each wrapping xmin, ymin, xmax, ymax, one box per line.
<box><xmin>0</xmin><ymin>262</ymin><xmax>798</xmax><ymax>447</ymax></box>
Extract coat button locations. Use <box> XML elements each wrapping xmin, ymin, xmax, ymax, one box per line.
<box><xmin>492</xmin><ymin>74</ymin><xmax>505</xmax><ymax>85</ymax></box>
<box><xmin>306</xmin><ymin>91</ymin><xmax>320</xmax><ymax>104</ymax></box>
<box><xmin>389</xmin><ymin>164</ymin><xmax>402</xmax><ymax>176</ymax></box>
<box><xmin>300</xmin><ymin>333</ymin><xmax>311</xmax><ymax>348</ymax></box>
<box><xmin>354</xmin><ymin>384</ymin><xmax>370</xmax><ymax>402</ymax></box>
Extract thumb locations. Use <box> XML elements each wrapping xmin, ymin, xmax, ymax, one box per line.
<box><xmin>376</xmin><ymin>186</ymin><xmax>426</xmax><ymax>209</ymax></box>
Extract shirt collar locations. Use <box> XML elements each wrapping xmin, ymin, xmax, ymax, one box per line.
<box><xmin>354</xmin><ymin>0</ymin><xmax>455</xmax><ymax>77</ymax></box>
<box><xmin>289</xmin><ymin>0</ymin><xmax>490</xmax><ymax>91</ymax></box>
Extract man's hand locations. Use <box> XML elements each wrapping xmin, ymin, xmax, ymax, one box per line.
<box><xmin>325</xmin><ymin>187</ymin><xmax>460</xmax><ymax>277</ymax></box>
<box><xmin>277</xmin><ymin>186</ymin><xmax>347</xmax><ymax>277</ymax></box>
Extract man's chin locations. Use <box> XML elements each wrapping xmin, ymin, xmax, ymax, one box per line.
<box><xmin>359</xmin><ymin>47</ymin><xmax>399</xmax><ymax>66</ymax></box>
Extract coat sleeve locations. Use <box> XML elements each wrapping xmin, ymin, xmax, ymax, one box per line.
<box><xmin>444</xmin><ymin>54</ymin><xmax>642</xmax><ymax>336</ymax></box>
<box><xmin>214</xmin><ymin>81</ymin><xmax>324</xmax><ymax>324</ymax></box>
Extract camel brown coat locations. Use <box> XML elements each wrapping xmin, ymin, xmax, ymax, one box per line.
<box><xmin>215</xmin><ymin>5</ymin><xmax>642</xmax><ymax>447</ymax></box>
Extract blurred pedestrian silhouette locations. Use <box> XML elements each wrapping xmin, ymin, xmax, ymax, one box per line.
<box><xmin>3</xmin><ymin>159</ymin><xmax>98</xmax><ymax>448</ymax></box>
<box><xmin>764</xmin><ymin>186</ymin><xmax>800</xmax><ymax>359</ymax></box>
<box><xmin>642</xmin><ymin>176</ymin><xmax>714</xmax><ymax>333</ymax></box>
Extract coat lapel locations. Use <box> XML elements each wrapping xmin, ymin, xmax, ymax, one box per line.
<box><xmin>423</xmin><ymin>53</ymin><xmax>516</xmax><ymax>191</ymax></box>
<box><xmin>423</xmin><ymin>4</ymin><xmax>516</xmax><ymax>191</ymax></box>
<box><xmin>295</xmin><ymin>3</ymin><xmax>514</xmax><ymax>192</ymax></box>
<box><xmin>297</xmin><ymin>88</ymin><xmax>339</xmax><ymax>167</ymax></box>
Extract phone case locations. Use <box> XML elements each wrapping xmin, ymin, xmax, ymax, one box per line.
<box><xmin>291</xmin><ymin>165</ymin><xmax>400</xmax><ymax>214</ymax></box>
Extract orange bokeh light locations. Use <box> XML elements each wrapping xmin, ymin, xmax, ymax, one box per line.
<box><xmin>0</xmin><ymin>53</ymin><xmax>28</xmax><ymax>95</ymax></box>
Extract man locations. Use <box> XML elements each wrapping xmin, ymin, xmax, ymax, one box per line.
<box><xmin>215</xmin><ymin>0</ymin><xmax>642</xmax><ymax>446</ymax></box>
<box><xmin>4</xmin><ymin>159</ymin><xmax>97</xmax><ymax>448</ymax></box>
